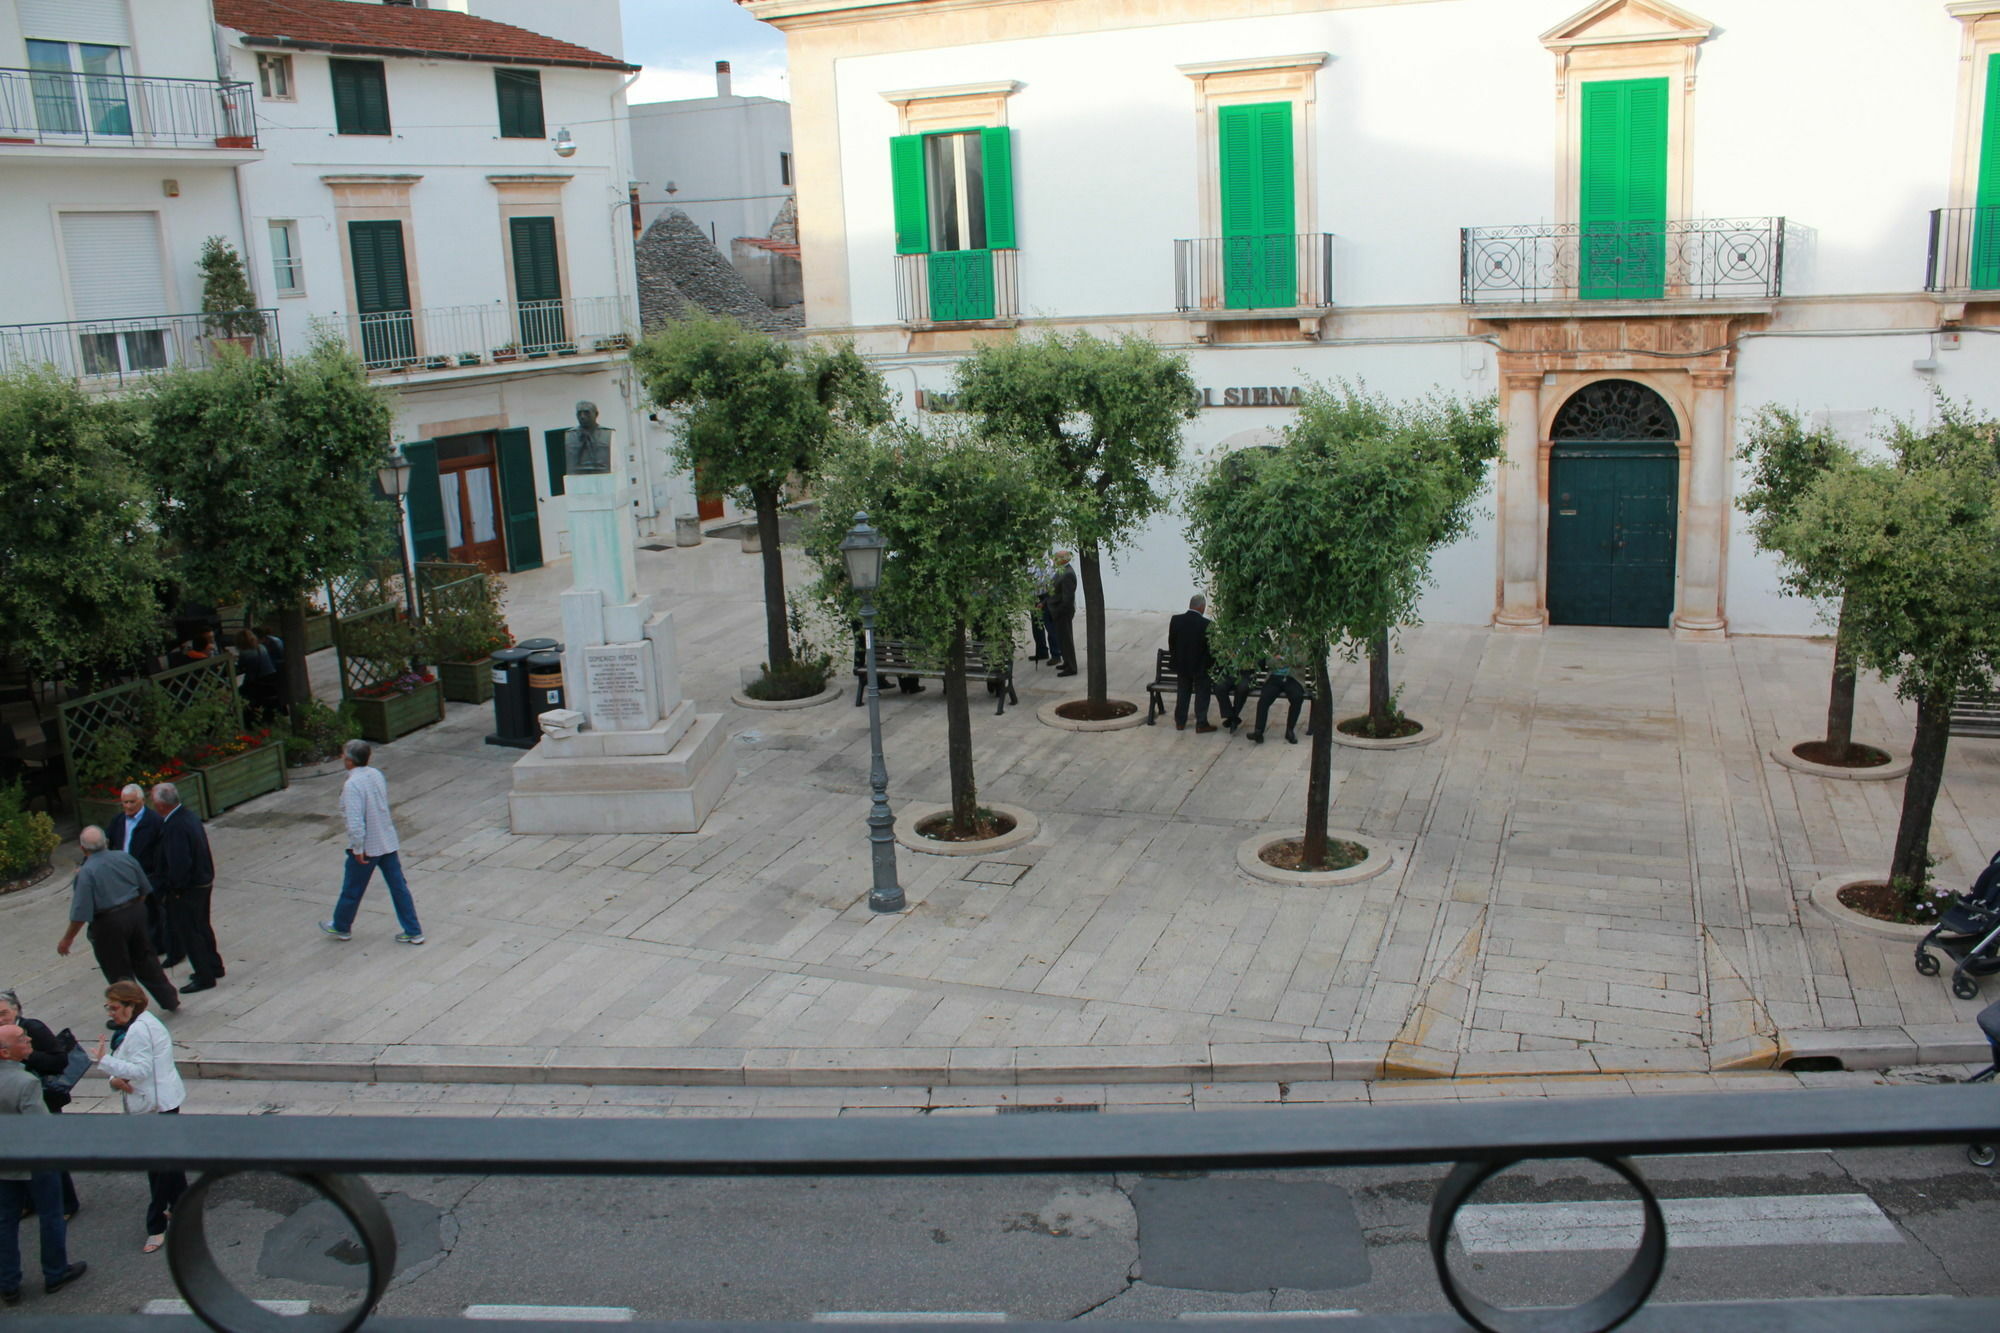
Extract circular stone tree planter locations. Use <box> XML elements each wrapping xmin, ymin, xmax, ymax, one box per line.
<box><xmin>732</xmin><ymin>683</ymin><xmax>845</xmax><ymax>711</ymax></box>
<box><xmin>1807</xmin><ymin>871</ymin><xmax>1935</xmax><ymax>940</ymax></box>
<box><xmin>1771</xmin><ymin>738</ymin><xmax>1911</xmax><ymax>782</ymax></box>
<box><xmin>1330</xmin><ymin>713</ymin><xmax>1441</xmax><ymax>751</ymax></box>
<box><xmin>1237</xmin><ymin>830</ymin><xmax>1395</xmax><ymax>886</ymax></box>
<box><xmin>893</xmin><ymin>801</ymin><xmax>1039</xmax><ymax>856</ymax></box>
<box><xmin>1036</xmin><ymin>698</ymin><xmax>1146</xmax><ymax>732</ymax></box>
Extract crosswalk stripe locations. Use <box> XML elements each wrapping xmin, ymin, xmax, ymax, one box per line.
<box><xmin>144</xmin><ymin>1299</ymin><xmax>311</xmax><ymax>1316</ymax></box>
<box><xmin>1452</xmin><ymin>1193</ymin><xmax>1902</xmax><ymax>1252</ymax></box>
<box><xmin>465</xmin><ymin>1306</ymin><xmax>635</xmax><ymax>1321</ymax></box>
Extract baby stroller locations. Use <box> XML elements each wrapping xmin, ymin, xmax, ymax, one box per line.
<box><xmin>1967</xmin><ymin>999</ymin><xmax>1998</xmax><ymax>1169</ymax></box>
<box><xmin>1915</xmin><ymin>849</ymin><xmax>2000</xmax><ymax>1001</ymax></box>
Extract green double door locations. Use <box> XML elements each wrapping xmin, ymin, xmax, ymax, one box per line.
<box><xmin>1546</xmin><ymin>442</ymin><xmax>1678</xmax><ymax>627</ymax></box>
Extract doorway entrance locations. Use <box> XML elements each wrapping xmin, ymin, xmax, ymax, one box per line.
<box><xmin>436</xmin><ymin>433</ymin><xmax>506</xmax><ymax>572</ymax></box>
<box><xmin>1545</xmin><ymin>379</ymin><xmax>1679</xmax><ymax>628</ymax></box>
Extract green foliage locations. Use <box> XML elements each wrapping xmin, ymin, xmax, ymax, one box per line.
<box><xmin>340</xmin><ymin>611</ymin><xmax>421</xmax><ymax>669</ymax></box>
<box><xmin>420</xmin><ymin>573</ymin><xmax>510</xmax><ymax>663</ymax></box>
<box><xmin>1735</xmin><ymin>404</ymin><xmax>1862</xmax><ymax>602</ymax></box>
<box><xmin>0</xmin><ymin>782</ymin><xmax>60</xmax><ymax>881</ymax></box>
<box><xmin>197</xmin><ymin>236</ymin><xmax>266</xmax><ymax>339</ymax></box>
<box><xmin>0</xmin><ymin>370</ymin><xmax>166</xmax><ymax>679</ymax></box>
<box><xmin>141</xmin><ymin>336</ymin><xmax>393</xmax><ymax>617</ymax></box>
<box><xmin>71</xmin><ymin>676</ymin><xmax>244</xmax><ymax>795</ymax></box>
<box><xmin>279</xmin><ymin>696</ymin><xmax>359</xmax><ymax>767</ymax></box>
<box><xmin>744</xmin><ymin>596</ymin><xmax>833</xmax><ymax>700</ymax></box>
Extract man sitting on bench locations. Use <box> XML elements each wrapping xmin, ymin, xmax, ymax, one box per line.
<box><xmin>851</xmin><ymin>620</ymin><xmax>925</xmax><ymax>696</ymax></box>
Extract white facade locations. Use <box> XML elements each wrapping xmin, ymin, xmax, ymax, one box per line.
<box><xmin>755</xmin><ymin>0</ymin><xmax>2000</xmax><ymax>638</ymax></box>
<box><xmin>629</xmin><ymin>63</ymin><xmax>795</xmax><ymax>247</ymax></box>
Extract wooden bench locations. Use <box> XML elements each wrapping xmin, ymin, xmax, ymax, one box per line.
<box><xmin>854</xmin><ymin>634</ymin><xmax>1018</xmax><ymax>715</ymax></box>
<box><xmin>1144</xmin><ymin>648</ymin><xmax>1319</xmax><ymax>725</ymax></box>
<box><xmin>1952</xmin><ymin>690</ymin><xmax>2000</xmax><ymax>739</ymax></box>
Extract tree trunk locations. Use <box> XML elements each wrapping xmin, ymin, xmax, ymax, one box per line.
<box><xmin>1822</xmin><ymin>603</ymin><xmax>1856</xmax><ymax>762</ymax></box>
<box><xmin>1080</xmin><ymin>543</ymin><xmax>1108</xmax><ymax>706</ymax></box>
<box><xmin>1889</xmin><ymin>688</ymin><xmax>1954</xmax><ymax>893</ymax></box>
<box><xmin>1368</xmin><ymin>630</ymin><xmax>1393</xmax><ymax>734</ymax></box>
<box><xmin>279</xmin><ymin>599</ymin><xmax>312</xmax><ymax>719</ymax></box>
<box><xmin>752</xmin><ymin>484</ymin><xmax>791</xmax><ymax>672</ymax></box>
<box><xmin>1302</xmin><ymin>644</ymin><xmax>1335</xmax><ymax>869</ymax></box>
<box><xmin>945</xmin><ymin>622</ymin><xmax>978</xmax><ymax>836</ymax></box>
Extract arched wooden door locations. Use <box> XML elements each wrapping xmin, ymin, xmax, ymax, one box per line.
<box><xmin>1545</xmin><ymin>379</ymin><xmax>1679</xmax><ymax>628</ymax></box>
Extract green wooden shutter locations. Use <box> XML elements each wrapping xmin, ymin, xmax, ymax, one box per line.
<box><xmin>1579</xmin><ymin>78</ymin><xmax>1667</xmax><ymax>300</ymax></box>
<box><xmin>494</xmin><ymin>427</ymin><xmax>542</xmax><ymax>573</ymax></box>
<box><xmin>926</xmin><ymin>250</ymin><xmax>994</xmax><ymax>322</ymax></box>
<box><xmin>400</xmin><ymin>439</ymin><xmax>447</xmax><ymax>563</ymax></box>
<box><xmin>1218</xmin><ymin>102</ymin><xmax>1294</xmax><ymax>309</ymax></box>
<box><xmin>495</xmin><ymin>68</ymin><xmax>544</xmax><ymax>140</ymax></box>
<box><xmin>543</xmin><ymin>427</ymin><xmax>567</xmax><ymax>498</ymax></box>
<box><xmin>1972</xmin><ymin>53</ymin><xmax>2000</xmax><ymax>289</ymax></box>
<box><xmin>330</xmin><ymin>59</ymin><xmax>389</xmax><ymax>135</ymax></box>
<box><xmin>891</xmin><ymin>134</ymin><xmax>930</xmax><ymax>255</ymax></box>
<box><xmin>980</xmin><ymin>126</ymin><xmax>1015</xmax><ymax>250</ymax></box>
<box><xmin>348</xmin><ymin>220</ymin><xmax>413</xmax><ymax>365</ymax></box>
<box><xmin>509</xmin><ymin>216</ymin><xmax>566</xmax><ymax>351</ymax></box>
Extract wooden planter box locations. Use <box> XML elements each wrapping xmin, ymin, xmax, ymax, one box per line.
<box><xmin>302</xmin><ymin>613</ymin><xmax>334</xmax><ymax>655</ymax></box>
<box><xmin>197</xmin><ymin>744</ymin><xmax>287</xmax><ymax>813</ymax></box>
<box><xmin>438</xmin><ymin>660</ymin><xmax>495</xmax><ymax>705</ymax></box>
<box><xmin>348</xmin><ymin>681</ymin><xmax>444</xmax><ymax>743</ymax></box>
<box><xmin>76</xmin><ymin>770</ymin><xmax>211</xmax><ymax>827</ymax></box>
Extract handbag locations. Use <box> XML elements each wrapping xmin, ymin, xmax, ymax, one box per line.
<box><xmin>43</xmin><ymin>1029</ymin><xmax>93</xmax><ymax>1095</ymax></box>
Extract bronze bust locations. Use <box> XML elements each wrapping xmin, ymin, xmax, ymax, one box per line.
<box><xmin>565</xmin><ymin>400</ymin><xmax>613</xmax><ymax>475</ymax></box>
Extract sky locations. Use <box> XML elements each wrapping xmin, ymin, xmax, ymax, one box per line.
<box><xmin>622</xmin><ymin>0</ymin><xmax>791</xmax><ymax>105</ymax></box>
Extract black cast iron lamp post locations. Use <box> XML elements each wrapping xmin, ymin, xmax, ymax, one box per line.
<box><xmin>840</xmin><ymin>512</ymin><xmax>904</xmax><ymax>913</ymax></box>
<box><xmin>375</xmin><ymin>447</ymin><xmax>421</xmax><ymax>627</ymax></box>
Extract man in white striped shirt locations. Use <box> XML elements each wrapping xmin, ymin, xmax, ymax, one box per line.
<box><xmin>318</xmin><ymin>740</ymin><xmax>424</xmax><ymax>944</ymax></box>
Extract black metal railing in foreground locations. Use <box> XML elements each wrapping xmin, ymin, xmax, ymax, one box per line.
<box><xmin>1460</xmin><ymin>218</ymin><xmax>1788</xmax><ymax>303</ymax></box>
<box><xmin>9</xmin><ymin>1086</ymin><xmax>1999</xmax><ymax>1333</ymax></box>
<box><xmin>1924</xmin><ymin>206</ymin><xmax>2000</xmax><ymax>292</ymax></box>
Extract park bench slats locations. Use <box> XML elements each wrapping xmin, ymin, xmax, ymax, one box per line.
<box><xmin>854</xmin><ymin>633</ymin><xmax>1019</xmax><ymax>715</ymax></box>
<box><xmin>1952</xmin><ymin>689</ymin><xmax>2000</xmax><ymax>739</ymax></box>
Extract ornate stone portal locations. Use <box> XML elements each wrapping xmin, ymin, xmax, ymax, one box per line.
<box><xmin>507</xmin><ymin>409</ymin><xmax>733</xmax><ymax>834</ymax></box>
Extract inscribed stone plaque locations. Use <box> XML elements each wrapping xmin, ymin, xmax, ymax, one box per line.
<box><xmin>581</xmin><ymin>641</ymin><xmax>657</xmax><ymax>731</ymax></box>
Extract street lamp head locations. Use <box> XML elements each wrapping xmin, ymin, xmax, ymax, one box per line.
<box><xmin>552</xmin><ymin>127</ymin><xmax>578</xmax><ymax>158</ymax></box>
<box><xmin>376</xmin><ymin>447</ymin><xmax>410</xmax><ymax>501</ymax></box>
<box><xmin>839</xmin><ymin>511</ymin><xmax>888</xmax><ymax>593</ymax></box>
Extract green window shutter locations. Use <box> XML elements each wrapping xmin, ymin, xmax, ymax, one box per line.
<box><xmin>926</xmin><ymin>250</ymin><xmax>993</xmax><ymax>322</ymax></box>
<box><xmin>495</xmin><ymin>427</ymin><xmax>543</xmax><ymax>573</ymax></box>
<box><xmin>979</xmin><ymin>126</ymin><xmax>1015</xmax><ymax>250</ymax></box>
<box><xmin>509</xmin><ymin>216</ymin><xmax>566</xmax><ymax>350</ymax></box>
<box><xmin>1218</xmin><ymin>102</ymin><xmax>1294</xmax><ymax>309</ymax></box>
<box><xmin>1972</xmin><ymin>53</ymin><xmax>2000</xmax><ymax>289</ymax></box>
<box><xmin>1579</xmin><ymin>78</ymin><xmax>1667</xmax><ymax>299</ymax></box>
<box><xmin>543</xmin><ymin>427</ymin><xmax>567</xmax><ymax>498</ymax></box>
<box><xmin>330</xmin><ymin>59</ymin><xmax>389</xmax><ymax>135</ymax></box>
<box><xmin>891</xmin><ymin>134</ymin><xmax>930</xmax><ymax>255</ymax></box>
<box><xmin>348</xmin><ymin>220</ymin><xmax>413</xmax><ymax>365</ymax></box>
<box><xmin>495</xmin><ymin>68</ymin><xmax>544</xmax><ymax>140</ymax></box>
<box><xmin>400</xmin><ymin>439</ymin><xmax>448</xmax><ymax>563</ymax></box>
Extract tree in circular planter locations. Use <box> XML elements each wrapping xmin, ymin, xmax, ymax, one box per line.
<box><xmin>1185</xmin><ymin>383</ymin><xmax>1498</xmax><ymax>870</ymax></box>
<box><xmin>632</xmin><ymin>315</ymin><xmax>890</xmax><ymax>692</ymax></box>
<box><xmin>1770</xmin><ymin>397</ymin><xmax>2000</xmax><ymax>917</ymax></box>
<box><xmin>952</xmin><ymin>331</ymin><xmax>1198</xmax><ymax>716</ymax></box>
<box><xmin>807</xmin><ymin>422</ymin><xmax>1059</xmax><ymax>839</ymax></box>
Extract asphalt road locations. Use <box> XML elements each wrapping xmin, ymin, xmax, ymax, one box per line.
<box><xmin>18</xmin><ymin>1136</ymin><xmax>1998</xmax><ymax>1322</ymax></box>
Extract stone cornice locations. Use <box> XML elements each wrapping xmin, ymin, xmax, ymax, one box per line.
<box><xmin>1541</xmin><ymin>0</ymin><xmax>1714</xmax><ymax>52</ymax></box>
<box><xmin>1178</xmin><ymin>53</ymin><xmax>1331</xmax><ymax>79</ymax></box>
<box><xmin>880</xmin><ymin>79</ymin><xmax>1022</xmax><ymax>106</ymax></box>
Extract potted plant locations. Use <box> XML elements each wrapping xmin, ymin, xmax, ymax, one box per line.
<box><xmin>340</xmin><ymin>614</ymin><xmax>443</xmax><ymax>741</ymax></box>
<box><xmin>422</xmin><ymin>354</ymin><xmax>451</xmax><ymax>371</ymax></box>
<box><xmin>553</xmin><ymin>341</ymin><xmax>579</xmax><ymax>357</ymax></box>
<box><xmin>187</xmin><ymin>726</ymin><xmax>286</xmax><ymax>811</ymax></box>
<box><xmin>492</xmin><ymin>344</ymin><xmax>520</xmax><ymax>363</ymax></box>
<box><xmin>457</xmin><ymin>351</ymin><xmax>484</xmax><ymax>368</ymax></box>
<box><xmin>420</xmin><ymin>573</ymin><xmax>511</xmax><ymax>704</ymax></box>
<box><xmin>198</xmin><ymin>236</ymin><xmax>266</xmax><ymax>354</ymax></box>
<box><xmin>592</xmin><ymin>332</ymin><xmax>632</xmax><ymax>353</ymax></box>
<box><xmin>0</xmin><ymin>781</ymin><xmax>61</xmax><ymax>894</ymax></box>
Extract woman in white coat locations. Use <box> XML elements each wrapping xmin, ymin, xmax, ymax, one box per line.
<box><xmin>93</xmin><ymin>981</ymin><xmax>185</xmax><ymax>1254</ymax></box>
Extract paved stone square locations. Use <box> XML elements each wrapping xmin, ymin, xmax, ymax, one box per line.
<box><xmin>3</xmin><ymin>539</ymin><xmax>1996</xmax><ymax>1085</ymax></box>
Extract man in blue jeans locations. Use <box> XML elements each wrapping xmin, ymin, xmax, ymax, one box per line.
<box><xmin>319</xmin><ymin>740</ymin><xmax>424</xmax><ymax>945</ymax></box>
<box><xmin>1</xmin><ymin>1025</ymin><xmax>86</xmax><ymax>1304</ymax></box>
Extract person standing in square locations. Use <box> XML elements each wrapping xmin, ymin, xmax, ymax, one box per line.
<box><xmin>319</xmin><ymin>741</ymin><xmax>424</xmax><ymax>944</ymax></box>
<box><xmin>152</xmin><ymin>785</ymin><xmax>222</xmax><ymax>993</ymax></box>
<box><xmin>0</xmin><ymin>1023</ymin><xmax>86</xmax><ymax>1302</ymax></box>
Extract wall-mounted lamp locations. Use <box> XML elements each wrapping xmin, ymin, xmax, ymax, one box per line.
<box><xmin>552</xmin><ymin>127</ymin><xmax>577</xmax><ymax>158</ymax></box>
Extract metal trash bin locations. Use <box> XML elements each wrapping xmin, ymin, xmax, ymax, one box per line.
<box><xmin>485</xmin><ymin>647</ymin><xmax>538</xmax><ymax>749</ymax></box>
<box><xmin>526</xmin><ymin>649</ymin><xmax>565</xmax><ymax>720</ymax></box>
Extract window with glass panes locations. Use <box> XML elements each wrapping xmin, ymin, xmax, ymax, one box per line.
<box><xmin>257</xmin><ymin>53</ymin><xmax>292</xmax><ymax>100</ymax></box>
<box><xmin>25</xmin><ymin>39</ymin><xmax>131</xmax><ymax>137</ymax></box>
<box><xmin>889</xmin><ymin>127</ymin><xmax>1014</xmax><ymax>322</ymax></box>
<box><xmin>269</xmin><ymin>221</ymin><xmax>302</xmax><ymax>295</ymax></box>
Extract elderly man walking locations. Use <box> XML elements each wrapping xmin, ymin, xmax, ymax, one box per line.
<box><xmin>320</xmin><ymin>740</ymin><xmax>424</xmax><ymax>944</ymax></box>
<box><xmin>55</xmin><ymin>829</ymin><xmax>180</xmax><ymax>1013</ymax></box>
<box><xmin>153</xmin><ymin>784</ymin><xmax>223</xmax><ymax>994</ymax></box>
<box><xmin>1</xmin><ymin>1024</ymin><xmax>88</xmax><ymax>1304</ymax></box>
<box><xmin>106</xmin><ymin>784</ymin><xmax>172</xmax><ymax>964</ymax></box>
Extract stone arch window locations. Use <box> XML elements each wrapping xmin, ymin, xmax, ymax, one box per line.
<box><xmin>1550</xmin><ymin>378</ymin><xmax>1680</xmax><ymax>441</ymax></box>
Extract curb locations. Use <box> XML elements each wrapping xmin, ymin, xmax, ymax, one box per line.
<box><xmin>1034</xmin><ymin>698</ymin><xmax>1146</xmax><ymax>732</ymax></box>
<box><xmin>893</xmin><ymin>801</ymin><xmax>1039</xmax><ymax>856</ymax></box>
<box><xmin>730</xmin><ymin>683</ymin><xmax>845</xmax><ymax>711</ymax></box>
<box><xmin>1770</xmin><ymin>737</ymin><xmax>1911</xmax><ymax>782</ymax></box>
<box><xmin>1330</xmin><ymin>713</ymin><xmax>1442</xmax><ymax>750</ymax></box>
<box><xmin>1808</xmin><ymin>871</ymin><xmax>1936</xmax><ymax>940</ymax></box>
<box><xmin>1235</xmin><ymin>829</ymin><xmax>1395</xmax><ymax>886</ymax></box>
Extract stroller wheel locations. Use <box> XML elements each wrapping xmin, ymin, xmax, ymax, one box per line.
<box><xmin>1916</xmin><ymin>951</ymin><xmax>1942</xmax><ymax>976</ymax></box>
<box><xmin>1952</xmin><ymin>974</ymin><xmax>1982</xmax><ymax>1000</ymax></box>
<box><xmin>1969</xmin><ymin>1143</ymin><xmax>1997</xmax><ymax>1169</ymax></box>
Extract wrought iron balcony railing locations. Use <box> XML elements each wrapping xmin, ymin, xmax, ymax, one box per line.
<box><xmin>1460</xmin><ymin>218</ymin><xmax>1789</xmax><ymax>304</ymax></box>
<box><xmin>0</xmin><ymin>67</ymin><xmax>256</xmax><ymax>149</ymax></box>
<box><xmin>0</xmin><ymin>309</ymin><xmax>278</xmax><ymax>385</ymax></box>
<box><xmin>6</xmin><ymin>1084</ymin><xmax>1998</xmax><ymax>1332</ymax></box>
<box><xmin>1924</xmin><ymin>206</ymin><xmax>2000</xmax><ymax>293</ymax></box>
<box><xmin>894</xmin><ymin>249</ymin><xmax>1020</xmax><ymax>325</ymax></box>
<box><xmin>309</xmin><ymin>295</ymin><xmax>636</xmax><ymax>373</ymax></box>
<box><xmin>1175</xmin><ymin>233</ymin><xmax>1336</xmax><ymax>312</ymax></box>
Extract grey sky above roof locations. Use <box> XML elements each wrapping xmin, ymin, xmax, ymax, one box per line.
<box><xmin>623</xmin><ymin>0</ymin><xmax>788</xmax><ymax>105</ymax></box>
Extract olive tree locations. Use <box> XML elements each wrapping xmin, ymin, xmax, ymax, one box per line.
<box><xmin>632</xmin><ymin>315</ymin><xmax>890</xmax><ymax>678</ymax></box>
<box><xmin>953</xmin><ymin>331</ymin><xmax>1198</xmax><ymax>708</ymax></box>
<box><xmin>808</xmin><ymin>422</ymin><xmax>1059</xmax><ymax>837</ymax></box>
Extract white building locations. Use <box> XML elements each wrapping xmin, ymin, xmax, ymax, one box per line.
<box><xmin>629</xmin><ymin>60</ymin><xmax>795</xmax><ymax>249</ymax></box>
<box><xmin>749</xmin><ymin>0</ymin><xmax>2000</xmax><ymax>638</ymax></box>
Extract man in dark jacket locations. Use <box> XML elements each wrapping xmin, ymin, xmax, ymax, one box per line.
<box><xmin>106</xmin><ymin>785</ymin><xmax>172</xmax><ymax>963</ymax></box>
<box><xmin>1166</xmin><ymin>595</ymin><xmax>1219</xmax><ymax>733</ymax></box>
<box><xmin>152</xmin><ymin>783</ymin><xmax>223</xmax><ymax>993</ymax></box>
<box><xmin>1048</xmin><ymin>552</ymin><xmax>1078</xmax><ymax>678</ymax></box>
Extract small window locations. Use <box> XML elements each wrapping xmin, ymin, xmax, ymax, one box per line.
<box><xmin>330</xmin><ymin>58</ymin><xmax>390</xmax><ymax>136</ymax></box>
<box><xmin>495</xmin><ymin>67</ymin><xmax>544</xmax><ymax>140</ymax></box>
<box><xmin>268</xmin><ymin>220</ymin><xmax>302</xmax><ymax>295</ymax></box>
<box><xmin>924</xmin><ymin>132</ymin><xmax>986</xmax><ymax>253</ymax></box>
<box><xmin>780</xmin><ymin>151</ymin><xmax>792</xmax><ymax>186</ymax></box>
<box><xmin>257</xmin><ymin>52</ymin><xmax>292</xmax><ymax>100</ymax></box>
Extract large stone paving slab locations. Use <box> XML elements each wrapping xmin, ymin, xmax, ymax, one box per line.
<box><xmin>3</xmin><ymin>540</ymin><xmax>1997</xmax><ymax>1082</ymax></box>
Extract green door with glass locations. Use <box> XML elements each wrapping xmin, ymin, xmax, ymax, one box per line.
<box><xmin>1544</xmin><ymin>380</ymin><xmax>1679</xmax><ymax>628</ymax></box>
<box><xmin>1972</xmin><ymin>53</ymin><xmax>2000</xmax><ymax>290</ymax></box>
<box><xmin>1579</xmin><ymin>78</ymin><xmax>1668</xmax><ymax>300</ymax></box>
<box><xmin>1218</xmin><ymin>102</ymin><xmax>1295</xmax><ymax>309</ymax></box>
<box><xmin>890</xmin><ymin>126</ymin><xmax>1015</xmax><ymax>322</ymax></box>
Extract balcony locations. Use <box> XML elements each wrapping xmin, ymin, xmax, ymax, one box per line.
<box><xmin>1175</xmin><ymin>233</ymin><xmax>1336</xmax><ymax>312</ymax></box>
<box><xmin>1460</xmin><ymin>218</ymin><xmax>1790</xmax><ymax>307</ymax></box>
<box><xmin>309</xmin><ymin>296</ymin><xmax>636</xmax><ymax>375</ymax></box>
<box><xmin>0</xmin><ymin>310</ymin><xmax>279</xmax><ymax>386</ymax></box>
<box><xmin>1924</xmin><ymin>206</ymin><xmax>2000</xmax><ymax>295</ymax></box>
<box><xmin>0</xmin><ymin>68</ymin><xmax>256</xmax><ymax>153</ymax></box>
<box><xmin>894</xmin><ymin>250</ymin><xmax>1020</xmax><ymax>327</ymax></box>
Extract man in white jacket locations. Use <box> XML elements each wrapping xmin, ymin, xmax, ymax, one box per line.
<box><xmin>318</xmin><ymin>740</ymin><xmax>425</xmax><ymax>944</ymax></box>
